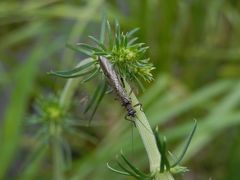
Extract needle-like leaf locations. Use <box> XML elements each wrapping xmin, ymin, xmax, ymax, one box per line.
<box><xmin>116</xmin><ymin>160</ymin><xmax>139</xmax><ymax>179</ymax></box>
<box><xmin>127</xmin><ymin>37</ymin><xmax>138</xmax><ymax>46</ymax></box>
<box><xmin>76</xmin><ymin>43</ymin><xmax>102</xmax><ymax>52</ymax></box>
<box><xmin>107</xmin><ymin>163</ymin><xmax>131</xmax><ymax>176</ymax></box>
<box><xmin>48</xmin><ymin>68</ymin><xmax>96</xmax><ymax>79</ymax></box>
<box><xmin>106</xmin><ymin>20</ymin><xmax>113</xmax><ymax>48</ymax></box>
<box><xmin>89</xmin><ymin>81</ymin><xmax>107</xmax><ymax>121</ymax></box>
<box><xmin>171</xmin><ymin>120</ymin><xmax>197</xmax><ymax>167</ymax></box>
<box><xmin>48</xmin><ymin>61</ymin><xmax>95</xmax><ymax>76</ymax></box>
<box><xmin>126</xmin><ymin>27</ymin><xmax>140</xmax><ymax>37</ymax></box>
<box><xmin>81</xmin><ymin>68</ymin><xmax>99</xmax><ymax>83</ymax></box>
<box><xmin>120</xmin><ymin>152</ymin><xmax>149</xmax><ymax>178</ymax></box>
<box><xmin>66</xmin><ymin>43</ymin><xmax>92</xmax><ymax>56</ymax></box>
<box><xmin>88</xmin><ymin>36</ymin><xmax>106</xmax><ymax>50</ymax></box>
<box><xmin>133</xmin><ymin>74</ymin><xmax>145</xmax><ymax>91</ymax></box>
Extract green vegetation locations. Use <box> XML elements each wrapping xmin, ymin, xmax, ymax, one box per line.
<box><xmin>1</xmin><ymin>0</ymin><xmax>240</xmax><ymax>179</ymax></box>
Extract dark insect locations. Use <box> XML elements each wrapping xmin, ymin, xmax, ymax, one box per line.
<box><xmin>98</xmin><ymin>56</ymin><xmax>137</xmax><ymax>120</ymax></box>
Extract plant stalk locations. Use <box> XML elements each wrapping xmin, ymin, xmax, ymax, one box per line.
<box><xmin>124</xmin><ymin>80</ymin><xmax>174</xmax><ymax>179</ymax></box>
<box><xmin>50</xmin><ymin>122</ymin><xmax>64</xmax><ymax>180</ymax></box>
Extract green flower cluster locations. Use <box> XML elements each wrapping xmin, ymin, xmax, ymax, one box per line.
<box><xmin>50</xmin><ymin>20</ymin><xmax>155</xmax><ymax>89</ymax></box>
<box><xmin>76</xmin><ymin>20</ymin><xmax>155</xmax><ymax>84</ymax></box>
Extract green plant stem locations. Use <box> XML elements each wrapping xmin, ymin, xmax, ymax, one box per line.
<box><xmin>50</xmin><ymin>122</ymin><xmax>65</xmax><ymax>180</ymax></box>
<box><xmin>124</xmin><ymin>80</ymin><xmax>174</xmax><ymax>179</ymax></box>
<box><xmin>59</xmin><ymin>58</ymin><xmax>93</xmax><ymax>110</ymax></box>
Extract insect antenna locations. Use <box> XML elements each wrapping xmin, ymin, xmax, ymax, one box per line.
<box><xmin>130</xmin><ymin>123</ymin><xmax>135</xmax><ymax>153</ymax></box>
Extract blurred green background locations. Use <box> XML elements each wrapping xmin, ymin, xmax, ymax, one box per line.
<box><xmin>1</xmin><ymin>0</ymin><xmax>240</xmax><ymax>179</ymax></box>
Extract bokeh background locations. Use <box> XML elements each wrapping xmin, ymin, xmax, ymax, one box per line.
<box><xmin>1</xmin><ymin>0</ymin><xmax>240</xmax><ymax>179</ymax></box>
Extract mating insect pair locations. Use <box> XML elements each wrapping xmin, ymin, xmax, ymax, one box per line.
<box><xmin>98</xmin><ymin>56</ymin><xmax>142</xmax><ymax>125</ymax></box>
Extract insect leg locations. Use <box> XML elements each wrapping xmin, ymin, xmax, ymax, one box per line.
<box><xmin>120</xmin><ymin>77</ymin><xmax>125</xmax><ymax>88</ymax></box>
<box><xmin>105</xmin><ymin>88</ymin><xmax>113</xmax><ymax>95</ymax></box>
<box><xmin>124</xmin><ymin>115</ymin><xmax>136</xmax><ymax>127</ymax></box>
<box><xmin>133</xmin><ymin>103</ymin><xmax>143</xmax><ymax>111</ymax></box>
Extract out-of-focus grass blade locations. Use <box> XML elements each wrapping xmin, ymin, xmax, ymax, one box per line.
<box><xmin>100</xmin><ymin>16</ymin><xmax>106</xmax><ymax>44</ymax></box>
<box><xmin>20</xmin><ymin>132</ymin><xmax>49</xmax><ymax>180</ymax></box>
<box><xmin>140</xmin><ymin>74</ymin><xmax>170</xmax><ymax>108</ymax></box>
<box><xmin>66</xmin><ymin>43</ymin><xmax>92</xmax><ymax>56</ymax></box>
<box><xmin>60</xmin><ymin>137</ymin><xmax>72</xmax><ymax>169</ymax></box>
<box><xmin>170</xmin><ymin>82</ymin><xmax>240</xmax><ymax>163</ymax></box>
<box><xmin>148</xmin><ymin>80</ymin><xmax>234</xmax><ymax>125</ymax></box>
<box><xmin>0</xmin><ymin>22</ymin><xmax>47</xmax><ymax>50</ymax></box>
<box><xmin>0</xmin><ymin>63</ymin><xmax>9</xmax><ymax>87</ymax></box>
<box><xmin>0</xmin><ymin>39</ymin><xmax>61</xmax><ymax>179</ymax></box>
<box><xmin>20</xmin><ymin>146</ymin><xmax>48</xmax><ymax>180</ymax></box>
<box><xmin>225</xmin><ymin>128</ymin><xmax>240</xmax><ymax>180</ymax></box>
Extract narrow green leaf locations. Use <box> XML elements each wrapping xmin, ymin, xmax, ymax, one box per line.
<box><xmin>107</xmin><ymin>163</ymin><xmax>131</xmax><ymax>176</ymax></box>
<box><xmin>154</xmin><ymin>129</ymin><xmax>170</xmax><ymax>172</ymax></box>
<box><xmin>81</xmin><ymin>68</ymin><xmax>99</xmax><ymax>83</ymax></box>
<box><xmin>116</xmin><ymin>161</ymin><xmax>139</xmax><ymax>179</ymax></box>
<box><xmin>60</xmin><ymin>138</ymin><xmax>72</xmax><ymax>169</ymax></box>
<box><xmin>126</xmin><ymin>28</ymin><xmax>140</xmax><ymax>37</ymax></box>
<box><xmin>160</xmin><ymin>137</ymin><xmax>165</xmax><ymax>172</ymax></box>
<box><xmin>120</xmin><ymin>153</ymin><xmax>149</xmax><ymax>177</ymax></box>
<box><xmin>115</xmin><ymin>34</ymin><xmax>119</xmax><ymax>50</ymax></box>
<box><xmin>138</xmin><ymin>47</ymin><xmax>149</xmax><ymax>53</ymax></box>
<box><xmin>48</xmin><ymin>61</ymin><xmax>95</xmax><ymax>76</ymax></box>
<box><xmin>127</xmin><ymin>37</ymin><xmax>138</xmax><ymax>46</ymax></box>
<box><xmin>66</xmin><ymin>43</ymin><xmax>92</xmax><ymax>56</ymax></box>
<box><xmin>93</xmin><ymin>51</ymin><xmax>108</xmax><ymax>56</ymax></box>
<box><xmin>88</xmin><ymin>36</ymin><xmax>106</xmax><ymax>50</ymax></box>
<box><xmin>171</xmin><ymin>120</ymin><xmax>197</xmax><ymax>167</ymax></box>
<box><xmin>133</xmin><ymin>74</ymin><xmax>145</xmax><ymax>92</ymax></box>
<box><xmin>115</xmin><ymin>20</ymin><xmax>120</xmax><ymax>39</ymax></box>
<box><xmin>129</xmin><ymin>43</ymin><xmax>145</xmax><ymax>48</ymax></box>
<box><xmin>88</xmin><ymin>81</ymin><xmax>107</xmax><ymax>123</ymax></box>
<box><xmin>106</xmin><ymin>20</ymin><xmax>113</xmax><ymax>48</ymax></box>
<box><xmin>162</xmin><ymin>137</ymin><xmax>170</xmax><ymax>171</ymax></box>
<box><xmin>123</xmin><ymin>35</ymin><xmax>128</xmax><ymax>47</ymax></box>
<box><xmin>84</xmin><ymin>83</ymin><xmax>102</xmax><ymax>113</ymax></box>
<box><xmin>76</xmin><ymin>43</ymin><xmax>102</xmax><ymax>52</ymax></box>
<box><xmin>49</xmin><ymin>68</ymin><xmax>96</xmax><ymax>79</ymax></box>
